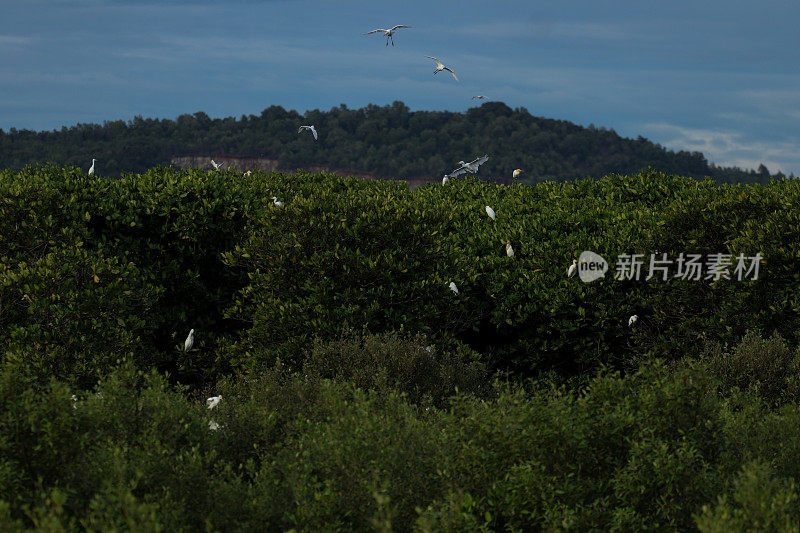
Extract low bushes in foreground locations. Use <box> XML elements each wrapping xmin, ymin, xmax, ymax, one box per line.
<box><xmin>2</xmin><ymin>332</ymin><xmax>800</xmax><ymax>531</ymax></box>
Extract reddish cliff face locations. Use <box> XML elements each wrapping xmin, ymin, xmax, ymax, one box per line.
<box><xmin>169</xmin><ymin>156</ymin><xmax>442</xmax><ymax>189</ymax></box>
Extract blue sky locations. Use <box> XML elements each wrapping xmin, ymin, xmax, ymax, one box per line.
<box><xmin>2</xmin><ymin>0</ymin><xmax>799</xmax><ymax>175</ymax></box>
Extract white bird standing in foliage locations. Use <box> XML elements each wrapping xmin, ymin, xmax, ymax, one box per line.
<box><xmin>298</xmin><ymin>125</ymin><xmax>318</xmax><ymax>140</ymax></box>
<box><xmin>448</xmin><ymin>281</ymin><xmax>459</xmax><ymax>295</ymax></box>
<box><xmin>207</xmin><ymin>395</ymin><xmax>222</xmax><ymax>410</ymax></box>
<box><xmin>184</xmin><ymin>329</ymin><xmax>195</xmax><ymax>351</ymax></box>
<box><xmin>485</xmin><ymin>205</ymin><xmax>496</xmax><ymax>220</ymax></box>
<box><xmin>209</xmin><ymin>420</ymin><xmax>221</xmax><ymax>431</ymax></box>
<box><xmin>628</xmin><ymin>314</ymin><xmax>639</xmax><ymax>327</ymax></box>
<box><xmin>363</xmin><ymin>25</ymin><xmax>412</xmax><ymax>46</ymax></box>
<box><xmin>272</xmin><ymin>196</ymin><xmax>283</xmax><ymax>207</ymax></box>
<box><xmin>88</xmin><ymin>159</ymin><xmax>96</xmax><ymax>175</ymax></box>
<box><xmin>442</xmin><ymin>175</ymin><xmax>450</xmax><ymax>185</ymax></box>
<box><xmin>513</xmin><ymin>168</ymin><xmax>523</xmax><ymax>179</ymax></box>
<box><xmin>568</xmin><ymin>259</ymin><xmax>577</xmax><ymax>278</ymax></box>
<box><xmin>505</xmin><ymin>240</ymin><xmax>515</xmax><ymax>258</ymax></box>
<box><xmin>424</xmin><ymin>56</ymin><xmax>459</xmax><ymax>81</ymax></box>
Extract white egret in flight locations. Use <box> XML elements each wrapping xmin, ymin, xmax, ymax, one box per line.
<box><xmin>207</xmin><ymin>396</ymin><xmax>222</xmax><ymax>410</ymax></box>
<box><xmin>568</xmin><ymin>259</ymin><xmax>577</xmax><ymax>278</ymax></box>
<box><xmin>298</xmin><ymin>125</ymin><xmax>318</xmax><ymax>140</ymax></box>
<box><xmin>471</xmin><ymin>95</ymin><xmax>487</xmax><ymax>100</ymax></box>
<box><xmin>628</xmin><ymin>315</ymin><xmax>639</xmax><ymax>327</ymax></box>
<box><xmin>448</xmin><ymin>155</ymin><xmax>489</xmax><ymax>178</ymax></box>
<box><xmin>505</xmin><ymin>241</ymin><xmax>515</xmax><ymax>258</ymax></box>
<box><xmin>363</xmin><ymin>25</ymin><xmax>412</xmax><ymax>46</ymax></box>
<box><xmin>424</xmin><ymin>56</ymin><xmax>459</xmax><ymax>81</ymax></box>
<box><xmin>272</xmin><ymin>196</ymin><xmax>283</xmax><ymax>207</ymax></box>
<box><xmin>485</xmin><ymin>206</ymin><xmax>496</xmax><ymax>220</ymax></box>
<box><xmin>88</xmin><ymin>159</ymin><xmax>96</xmax><ymax>175</ymax></box>
<box><xmin>211</xmin><ymin>159</ymin><xmax>223</xmax><ymax>170</ymax></box>
<box><xmin>184</xmin><ymin>329</ymin><xmax>195</xmax><ymax>352</ymax></box>
<box><xmin>448</xmin><ymin>281</ymin><xmax>459</xmax><ymax>294</ymax></box>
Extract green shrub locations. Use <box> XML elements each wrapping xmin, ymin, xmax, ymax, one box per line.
<box><xmin>700</xmin><ymin>331</ymin><xmax>800</xmax><ymax>405</ymax></box>
<box><xmin>303</xmin><ymin>330</ymin><xmax>489</xmax><ymax>406</ymax></box>
<box><xmin>696</xmin><ymin>461</ymin><xmax>800</xmax><ymax>533</ymax></box>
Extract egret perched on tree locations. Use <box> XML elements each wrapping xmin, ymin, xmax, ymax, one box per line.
<box><xmin>485</xmin><ymin>205</ymin><xmax>496</xmax><ymax>220</ymax></box>
<box><xmin>471</xmin><ymin>95</ymin><xmax>487</xmax><ymax>100</ymax></box>
<box><xmin>272</xmin><ymin>196</ymin><xmax>283</xmax><ymax>207</ymax></box>
<box><xmin>448</xmin><ymin>281</ymin><xmax>459</xmax><ymax>294</ymax></box>
<box><xmin>184</xmin><ymin>329</ymin><xmax>195</xmax><ymax>351</ymax></box>
<box><xmin>298</xmin><ymin>125</ymin><xmax>318</xmax><ymax>140</ymax></box>
<box><xmin>363</xmin><ymin>25</ymin><xmax>412</xmax><ymax>46</ymax></box>
<box><xmin>442</xmin><ymin>175</ymin><xmax>450</xmax><ymax>185</ymax></box>
<box><xmin>209</xmin><ymin>420</ymin><xmax>221</xmax><ymax>431</ymax></box>
<box><xmin>424</xmin><ymin>56</ymin><xmax>459</xmax><ymax>81</ymax></box>
<box><xmin>207</xmin><ymin>396</ymin><xmax>222</xmax><ymax>410</ymax></box>
<box><xmin>628</xmin><ymin>314</ymin><xmax>639</xmax><ymax>327</ymax></box>
<box><xmin>88</xmin><ymin>159</ymin><xmax>96</xmax><ymax>175</ymax></box>
<box><xmin>568</xmin><ymin>259</ymin><xmax>577</xmax><ymax>278</ymax></box>
<box><xmin>513</xmin><ymin>168</ymin><xmax>523</xmax><ymax>179</ymax></box>
<box><xmin>505</xmin><ymin>241</ymin><xmax>515</xmax><ymax>258</ymax></box>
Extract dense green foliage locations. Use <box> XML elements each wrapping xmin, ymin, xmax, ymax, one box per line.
<box><xmin>3</xmin><ymin>335</ymin><xmax>800</xmax><ymax>531</ymax></box>
<box><xmin>0</xmin><ymin>102</ymin><xmax>787</xmax><ymax>184</ymax></box>
<box><xmin>2</xmin><ymin>166</ymin><xmax>800</xmax><ymax>529</ymax></box>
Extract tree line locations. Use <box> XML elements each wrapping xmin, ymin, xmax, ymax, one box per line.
<box><xmin>0</xmin><ymin>101</ymin><xmax>789</xmax><ymax>184</ymax></box>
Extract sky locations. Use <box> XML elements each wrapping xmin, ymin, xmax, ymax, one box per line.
<box><xmin>1</xmin><ymin>0</ymin><xmax>799</xmax><ymax>175</ymax></box>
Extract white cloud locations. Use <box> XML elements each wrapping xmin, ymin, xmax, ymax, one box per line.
<box><xmin>644</xmin><ymin>122</ymin><xmax>800</xmax><ymax>175</ymax></box>
<box><xmin>0</xmin><ymin>35</ymin><xmax>32</xmax><ymax>47</ymax></box>
<box><xmin>445</xmin><ymin>20</ymin><xmax>631</xmax><ymax>41</ymax></box>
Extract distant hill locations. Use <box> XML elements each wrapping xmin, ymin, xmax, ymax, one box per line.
<box><xmin>0</xmin><ymin>101</ymin><xmax>787</xmax><ymax>184</ymax></box>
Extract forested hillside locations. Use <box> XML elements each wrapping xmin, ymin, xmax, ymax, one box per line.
<box><xmin>0</xmin><ymin>102</ymin><xmax>786</xmax><ymax>184</ymax></box>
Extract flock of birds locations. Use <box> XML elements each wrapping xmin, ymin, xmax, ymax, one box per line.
<box><xmin>73</xmin><ymin>23</ymin><xmax>641</xmax><ymax>424</ymax></box>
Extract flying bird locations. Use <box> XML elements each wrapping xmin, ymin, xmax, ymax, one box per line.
<box><xmin>628</xmin><ymin>315</ymin><xmax>639</xmax><ymax>327</ymax></box>
<box><xmin>88</xmin><ymin>159</ymin><xmax>96</xmax><ymax>175</ymax></box>
<box><xmin>424</xmin><ymin>56</ymin><xmax>459</xmax><ymax>81</ymax></box>
<box><xmin>298</xmin><ymin>125</ymin><xmax>318</xmax><ymax>140</ymax></box>
<box><xmin>505</xmin><ymin>241</ymin><xmax>515</xmax><ymax>258</ymax></box>
<box><xmin>363</xmin><ymin>25</ymin><xmax>412</xmax><ymax>46</ymax></box>
<box><xmin>568</xmin><ymin>259</ymin><xmax>577</xmax><ymax>278</ymax></box>
<box><xmin>184</xmin><ymin>329</ymin><xmax>195</xmax><ymax>352</ymax></box>
<box><xmin>512</xmin><ymin>168</ymin><xmax>523</xmax><ymax>179</ymax></box>
<box><xmin>211</xmin><ymin>159</ymin><xmax>223</xmax><ymax>170</ymax></box>
<box><xmin>448</xmin><ymin>155</ymin><xmax>489</xmax><ymax>178</ymax></box>
<box><xmin>471</xmin><ymin>95</ymin><xmax>487</xmax><ymax>100</ymax></box>
<box><xmin>485</xmin><ymin>206</ymin><xmax>496</xmax><ymax>220</ymax></box>
<box><xmin>448</xmin><ymin>281</ymin><xmax>459</xmax><ymax>295</ymax></box>
<box><xmin>272</xmin><ymin>196</ymin><xmax>283</xmax><ymax>207</ymax></box>
<box><xmin>206</xmin><ymin>396</ymin><xmax>222</xmax><ymax>410</ymax></box>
